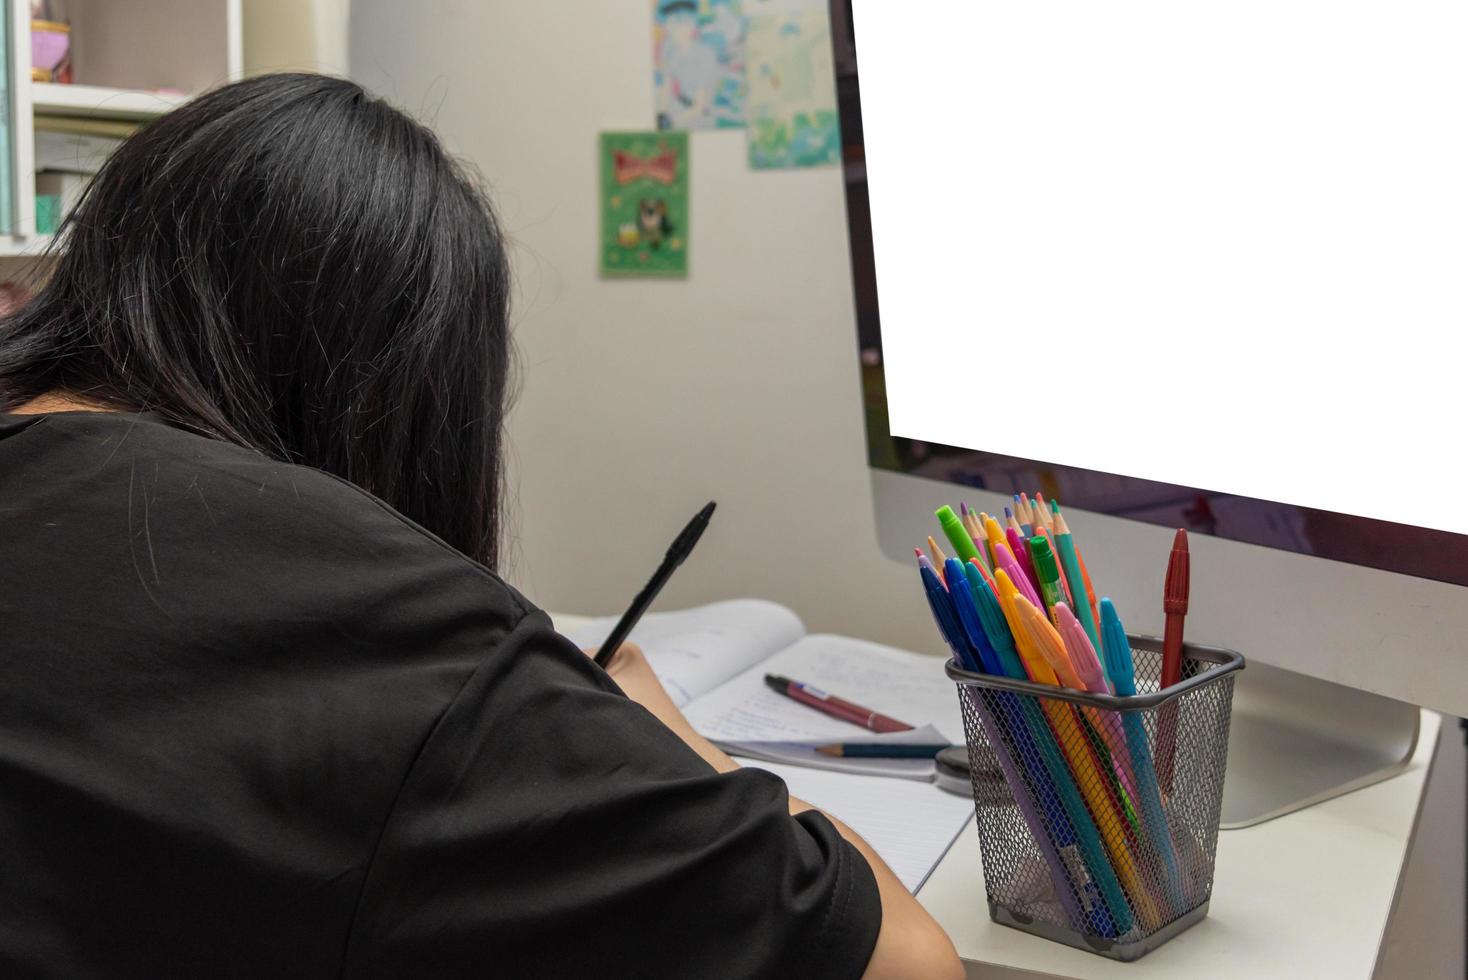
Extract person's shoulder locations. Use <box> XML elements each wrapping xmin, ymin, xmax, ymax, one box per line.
<box><xmin>20</xmin><ymin>410</ymin><xmax>535</xmax><ymax>621</ymax></box>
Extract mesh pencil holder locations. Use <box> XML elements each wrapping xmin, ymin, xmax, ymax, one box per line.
<box><xmin>946</xmin><ymin>637</ymin><xmax>1245</xmax><ymax>961</ymax></box>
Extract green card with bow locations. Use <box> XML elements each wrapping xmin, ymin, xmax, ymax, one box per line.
<box><xmin>600</xmin><ymin>131</ymin><xmax>689</xmax><ymax>278</ymax></box>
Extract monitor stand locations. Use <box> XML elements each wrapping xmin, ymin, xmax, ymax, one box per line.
<box><xmin>1220</xmin><ymin>661</ymin><xmax>1420</xmax><ymax>828</ymax></box>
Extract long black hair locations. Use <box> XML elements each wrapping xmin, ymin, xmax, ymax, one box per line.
<box><xmin>0</xmin><ymin>73</ymin><xmax>512</xmax><ymax>568</ymax></box>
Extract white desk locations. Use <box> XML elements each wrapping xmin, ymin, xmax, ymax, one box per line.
<box><xmin>919</xmin><ymin>710</ymin><xmax>1440</xmax><ymax>979</ymax></box>
<box><xmin>550</xmin><ymin>614</ymin><xmax>1439</xmax><ymax>979</ymax></box>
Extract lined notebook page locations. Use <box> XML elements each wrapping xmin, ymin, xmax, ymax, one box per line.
<box><xmin>566</xmin><ymin>599</ymin><xmax>805</xmax><ymax>707</ymax></box>
<box><xmin>684</xmin><ymin>633</ymin><xmax>965</xmax><ymax>779</ymax></box>
<box><xmin>751</xmin><ymin>760</ymin><xmax>975</xmax><ymax>894</ymax></box>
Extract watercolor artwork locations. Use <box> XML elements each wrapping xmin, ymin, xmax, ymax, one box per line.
<box><xmin>653</xmin><ymin>0</ymin><xmax>747</xmax><ymax>130</ymax></box>
<box><xmin>745</xmin><ymin>4</ymin><xmax>840</xmax><ymax>168</ymax></box>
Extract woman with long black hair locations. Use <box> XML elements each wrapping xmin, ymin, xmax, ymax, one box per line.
<box><xmin>0</xmin><ymin>73</ymin><xmax>959</xmax><ymax>979</ymax></box>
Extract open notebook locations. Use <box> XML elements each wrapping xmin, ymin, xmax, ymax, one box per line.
<box><xmin>567</xmin><ymin>600</ymin><xmax>967</xmax><ymax>781</ymax></box>
<box><xmin>567</xmin><ymin>600</ymin><xmax>975</xmax><ymax>892</ymax></box>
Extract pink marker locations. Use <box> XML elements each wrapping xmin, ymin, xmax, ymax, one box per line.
<box><xmin>1054</xmin><ymin>603</ymin><xmax>1110</xmax><ymax>694</ymax></box>
<box><xmin>1005</xmin><ymin>525</ymin><xmax>1041</xmax><ymax>592</ymax></box>
<box><xmin>992</xmin><ymin>540</ymin><xmax>1043</xmax><ymax>609</ymax></box>
<box><xmin>1055</xmin><ymin>603</ymin><xmax>1140</xmax><ymax>802</ymax></box>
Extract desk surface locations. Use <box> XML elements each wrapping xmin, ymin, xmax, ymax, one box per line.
<box><xmin>919</xmin><ymin>709</ymin><xmax>1440</xmax><ymax>980</ymax></box>
<box><xmin>550</xmin><ymin>613</ymin><xmax>1437</xmax><ymax>980</ymax></box>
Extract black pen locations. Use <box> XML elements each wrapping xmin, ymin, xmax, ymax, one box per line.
<box><xmin>594</xmin><ymin>501</ymin><xmax>716</xmax><ymax>667</ymax></box>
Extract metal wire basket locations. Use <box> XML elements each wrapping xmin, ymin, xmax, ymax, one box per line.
<box><xmin>946</xmin><ymin>636</ymin><xmax>1245</xmax><ymax>961</ymax></box>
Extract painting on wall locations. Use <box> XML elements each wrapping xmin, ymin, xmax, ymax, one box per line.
<box><xmin>600</xmin><ymin>131</ymin><xmax>690</xmax><ymax>278</ymax></box>
<box><xmin>653</xmin><ymin>0</ymin><xmax>747</xmax><ymax>130</ymax></box>
<box><xmin>745</xmin><ymin>3</ymin><xmax>840</xmax><ymax>169</ymax></box>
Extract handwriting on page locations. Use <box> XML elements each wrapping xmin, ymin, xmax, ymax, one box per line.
<box><xmin>566</xmin><ymin>599</ymin><xmax>805</xmax><ymax>707</ymax></box>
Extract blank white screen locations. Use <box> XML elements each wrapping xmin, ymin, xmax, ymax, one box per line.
<box><xmin>854</xmin><ymin>1</ymin><xmax>1468</xmax><ymax>534</ymax></box>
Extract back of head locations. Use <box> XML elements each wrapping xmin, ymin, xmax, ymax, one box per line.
<box><xmin>0</xmin><ymin>73</ymin><xmax>511</xmax><ymax>567</ymax></box>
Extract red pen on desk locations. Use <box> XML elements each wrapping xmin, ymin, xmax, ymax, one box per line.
<box><xmin>764</xmin><ymin>675</ymin><xmax>915</xmax><ymax>733</ymax></box>
<box><xmin>1158</xmin><ymin>528</ymin><xmax>1190</xmax><ymax>793</ymax></box>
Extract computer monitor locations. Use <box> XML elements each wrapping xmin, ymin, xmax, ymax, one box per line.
<box><xmin>831</xmin><ymin>0</ymin><xmax>1468</xmax><ymax>824</ymax></box>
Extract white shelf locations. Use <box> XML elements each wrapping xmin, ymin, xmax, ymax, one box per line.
<box><xmin>31</xmin><ymin>82</ymin><xmax>188</xmax><ymax>120</ymax></box>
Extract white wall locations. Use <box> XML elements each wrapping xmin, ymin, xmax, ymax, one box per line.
<box><xmin>245</xmin><ymin>0</ymin><xmax>351</xmax><ymax>77</ymax></box>
<box><xmin>348</xmin><ymin>0</ymin><xmax>944</xmax><ymax>653</ymax></box>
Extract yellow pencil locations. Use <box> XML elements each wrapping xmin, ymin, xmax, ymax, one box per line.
<box><xmin>1010</xmin><ymin>593</ymin><xmax>1165</xmax><ymax>931</ymax></box>
<box><xmin>926</xmin><ymin>535</ymin><xmax>948</xmax><ymax>570</ymax></box>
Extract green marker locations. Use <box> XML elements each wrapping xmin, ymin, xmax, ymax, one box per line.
<box><xmin>935</xmin><ymin>505</ymin><xmax>981</xmax><ymax>566</ymax></box>
<box><xmin>1027</xmin><ymin>535</ymin><xmax>1067</xmax><ymax>614</ymax></box>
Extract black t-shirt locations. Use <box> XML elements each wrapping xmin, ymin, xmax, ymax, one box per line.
<box><xmin>0</xmin><ymin>412</ymin><xmax>881</xmax><ymax>978</ymax></box>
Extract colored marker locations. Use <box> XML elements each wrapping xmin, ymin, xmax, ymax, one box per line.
<box><xmin>1159</xmin><ymin>529</ymin><xmax>1190</xmax><ymax>793</ymax></box>
<box><xmin>1101</xmin><ymin>598</ymin><xmax>1189</xmax><ymax>917</ymax></box>
<box><xmin>1021</xmin><ymin>600</ymin><xmax>1137</xmax><ymax>823</ymax></box>
<box><xmin>965</xmin><ymin>565</ymin><xmax>1025</xmax><ymax>681</ymax></box>
<box><xmin>1053</xmin><ymin>603</ymin><xmax>1109</xmax><ymax>695</ymax></box>
<box><xmin>946</xmin><ymin>558</ymin><xmax>1003</xmax><ymax>675</ymax></box>
<box><xmin>925</xmin><ymin>567</ymin><xmax>1103</xmax><ymax>934</ymax></box>
<box><xmin>992</xmin><ymin>539</ymin><xmax>1043</xmax><ymax>609</ymax></box>
<box><xmin>1005</xmin><ymin>525</ymin><xmax>1040</xmax><ymax>592</ymax></box>
<box><xmin>968</xmin><ymin>562</ymin><xmax>1114</xmax><ymax>886</ymax></box>
<box><xmin>992</xmin><ymin>571</ymin><xmax>1135</xmax><ymax>934</ymax></box>
<box><xmin>918</xmin><ymin>554</ymin><xmax>978</xmax><ymax>673</ymax></box>
<box><xmin>982</xmin><ymin>514</ymin><xmax>1008</xmax><ymax>562</ymax></box>
<box><xmin>1027</xmin><ymin>535</ymin><xmax>1068</xmax><ymax>614</ymax></box>
<box><xmin>1034</xmin><ymin>527</ymin><xmax>1075</xmax><ymax>607</ymax></box>
<box><xmin>1014</xmin><ymin>596</ymin><xmax>1164</xmax><ymax>932</ymax></box>
<box><xmin>936</xmin><ymin>505</ymin><xmax>982</xmax><ymax>566</ymax></box>
<box><xmin>1055</xmin><ymin>602</ymin><xmax>1142</xmax><ymax>809</ymax></box>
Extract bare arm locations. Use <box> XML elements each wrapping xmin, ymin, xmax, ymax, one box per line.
<box><xmin>598</xmin><ymin>644</ymin><xmax>964</xmax><ymax>980</ymax></box>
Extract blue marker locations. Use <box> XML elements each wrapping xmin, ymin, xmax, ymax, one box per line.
<box><xmin>963</xmin><ymin>566</ymin><xmax>1028</xmax><ymax>682</ymax></box>
<box><xmin>918</xmin><ymin>556</ymin><xmax>980</xmax><ymax>672</ymax></box>
<box><xmin>918</xmin><ymin>557</ymin><xmax>1099</xmax><ymax>934</ymax></box>
<box><xmin>1100</xmin><ymin>599</ymin><xmax>1189</xmax><ymax>916</ymax></box>
<box><xmin>945</xmin><ymin>558</ymin><xmax>1003</xmax><ymax>675</ymax></box>
<box><xmin>960</xmin><ymin>564</ymin><xmax>1125</xmax><ymax>935</ymax></box>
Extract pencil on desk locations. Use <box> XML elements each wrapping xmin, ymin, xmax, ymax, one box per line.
<box><xmin>814</xmin><ymin>743</ymin><xmax>950</xmax><ymax>758</ymax></box>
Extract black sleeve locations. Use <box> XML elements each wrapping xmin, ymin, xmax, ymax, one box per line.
<box><xmin>342</xmin><ymin>610</ymin><xmax>883</xmax><ymax>979</ymax></box>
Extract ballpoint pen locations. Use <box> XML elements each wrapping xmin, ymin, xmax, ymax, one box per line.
<box><xmin>764</xmin><ymin>675</ymin><xmax>915</xmax><ymax>733</ymax></box>
<box><xmin>594</xmin><ymin>502</ymin><xmax>716</xmax><ymax>667</ymax></box>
